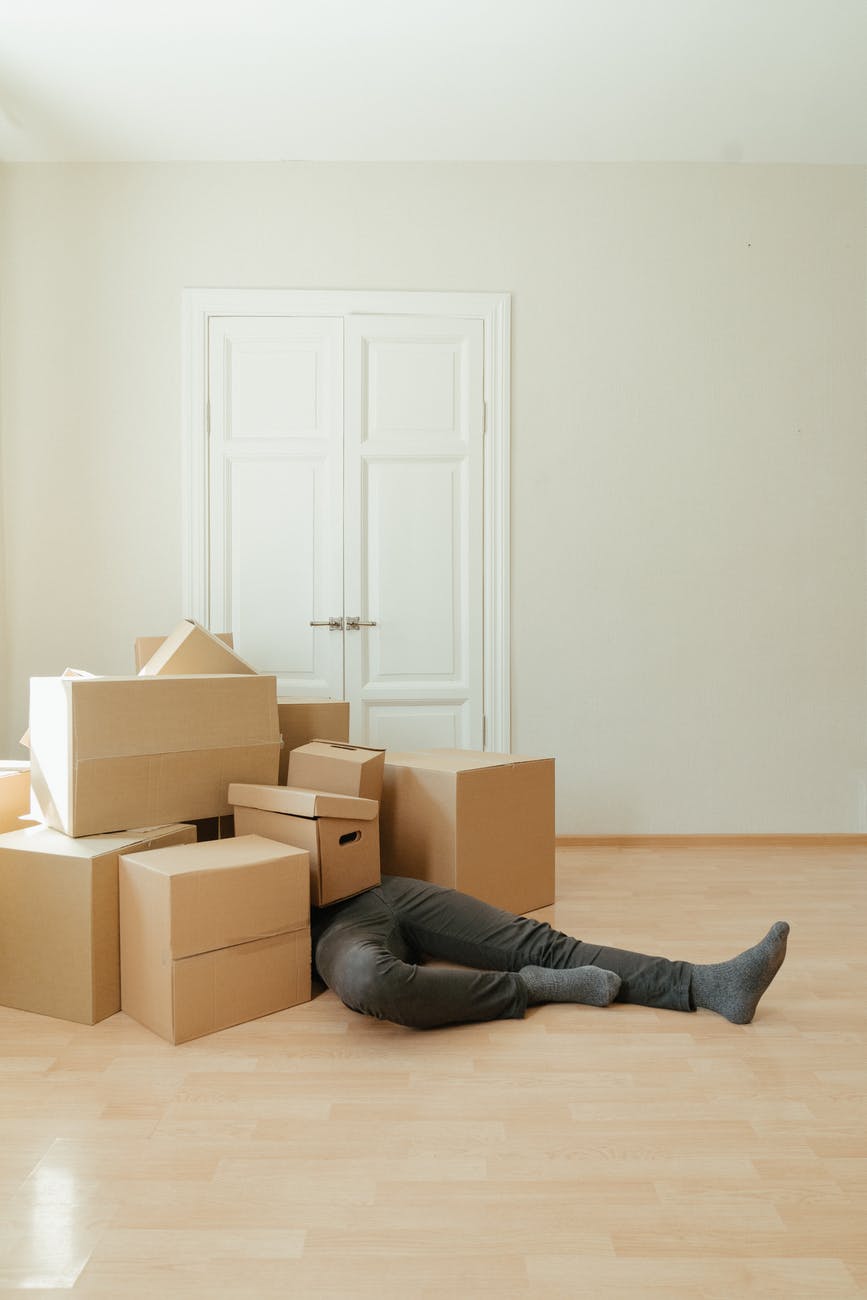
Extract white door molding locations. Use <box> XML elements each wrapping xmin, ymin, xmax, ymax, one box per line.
<box><xmin>182</xmin><ymin>287</ymin><xmax>511</xmax><ymax>751</ymax></box>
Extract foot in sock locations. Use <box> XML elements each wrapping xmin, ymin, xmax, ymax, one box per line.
<box><xmin>690</xmin><ymin>921</ymin><xmax>790</xmax><ymax>1024</ymax></box>
<box><xmin>518</xmin><ymin>965</ymin><xmax>621</xmax><ymax>1008</ymax></box>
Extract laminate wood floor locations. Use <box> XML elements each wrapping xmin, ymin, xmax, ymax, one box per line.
<box><xmin>0</xmin><ymin>845</ymin><xmax>864</xmax><ymax>1297</ymax></box>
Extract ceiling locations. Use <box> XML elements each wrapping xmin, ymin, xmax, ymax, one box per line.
<box><xmin>1</xmin><ymin>0</ymin><xmax>866</xmax><ymax>164</ymax></box>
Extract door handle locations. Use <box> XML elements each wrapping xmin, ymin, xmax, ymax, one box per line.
<box><xmin>309</xmin><ymin>616</ymin><xmax>345</xmax><ymax>630</ymax></box>
<box><xmin>345</xmin><ymin>617</ymin><xmax>377</xmax><ymax>630</ymax></box>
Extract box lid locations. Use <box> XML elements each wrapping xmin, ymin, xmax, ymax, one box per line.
<box><xmin>292</xmin><ymin>740</ymin><xmax>384</xmax><ymax>763</ymax></box>
<box><xmin>119</xmin><ymin>834</ymin><xmax>309</xmax><ymax>958</ymax></box>
<box><xmin>228</xmin><ymin>783</ymin><xmax>378</xmax><ymax>821</ymax></box>
<box><xmin>0</xmin><ymin>822</ymin><xmax>195</xmax><ymax>861</ymax></box>
<box><xmin>384</xmin><ymin>749</ymin><xmax>547</xmax><ymax>774</ymax></box>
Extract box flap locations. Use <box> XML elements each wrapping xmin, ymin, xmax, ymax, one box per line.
<box><xmin>383</xmin><ymin>749</ymin><xmax>543</xmax><ymax>774</ymax></box>
<box><xmin>296</xmin><ymin>740</ymin><xmax>385</xmax><ymax>759</ymax></box>
<box><xmin>228</xmin><ymin>783</ymin><xmax>378</xmax><ymax>821</ymax></box>
<box><xmin>0</xmin><ymin>822</ymin><xmax>195</xmax><ymax>860</ymax></box>
<box><xmin>138</xmin><ymin>619</ymin><xmax>256</xmax><ymax>677</ymax></box>
<box><xmin>135</xmin><ymin>631</ymin><xmax>233</xmax><ymax>672</ymax></box>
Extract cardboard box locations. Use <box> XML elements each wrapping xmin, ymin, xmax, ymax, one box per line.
<box><xmin>0</xmin><ymin>822</ymin><xmax>196</xmax><ymax>1024</ymax></box>
<box><xmin>29</xmin><ymin>673</ymin><xmax>281</xmax><ymax>837</ymax></box>
<box><xmin>135</xmin><ymin>631</ymin><xmax>234</xmax><ymax>672</ymax></box>
<box><xmin>0</xmin><ymin>761</ymin><xmax>37</xmax><ymax>832</ymax></box>
<box><xmin>119</xmin><ymin>834</ymin><xmax>311</xmax><ymax>1044</ymax></box>
<box><xmin>230</xmin><ymin>782</ymin><xmax>380</xmax><ymax>906</ymax></box>
<box><xmin>380</xmin><ymin>751</ymin><xmax>556</xmax><ymax>914</ymax></box>
<box><xmin>287</xmin><ymin>740</ymin><xmax>385</xmax><ymax>801</ymax></box>
<box><xmin>277</xmin><ymin>699</ymin><xmax>350</xmax><ymax>784</ymax></box>
<box><xmin>138</xmin><ymin>620</ymin><xmax>256</xmax><ymax>676</ymax></box>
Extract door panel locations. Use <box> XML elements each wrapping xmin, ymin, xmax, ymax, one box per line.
<box><xmin>208</xmin><ymin>316</ymin><xmax>343</xmax><ymax>700</ymax></box>
<box><xmin>344</xmin><ymin>315</ymin><xmax>485</xmax><ymax>749</ymax></box>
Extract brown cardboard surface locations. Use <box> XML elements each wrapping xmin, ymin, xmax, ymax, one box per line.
<box><xmin>228</xmin><ymin>782</ymin><xmax>377</xmax><ymax>821</ymax></box>
<box><xmin>277</xmin><ymin>699</ymin><xmax>349</xmax><ymax>783</ymax></box>
<box><xmin>380</xmin><ymin>751</ymin><xmax>556</xmax><ymax>914</ymax></box>
<box><xmin>0</xmin><ymin>822</ymin><xmax>195</xmax><ymax>1024</ymax></box>
<box><xmin>119</xmin><ymin>834</ymin><xmax>311</xmax><ymax>1044</ymax></box>
<box><xmin>139</xmin><ymin>620</ymin><xmax>256</xmax><ymax>676</ymax></box>
<box><xmin>135</xmin><ymin>631</ymin><xmax>234</xmax><ymax>672</ymax></box>
<box><xmin>0</xmin><ymin>761</ymin><xmax>37</xmax><ymax>832</ymax></box>
<box><xmin>171</xmin><ymin>930</ymin><xmax>311</xmax><ymax>1045</ymax></box>
<box><xmin>233</xmin><ymin>806</ymin><xmax>380</xmax><ymax>907</ymax></box>
<box><xmin>287</xmin><ymin>740</ymin><xmax>385</xmax><ymax>800</ymax></box>
<box><xmin>29</xmin><ymin>674</ymin><xmax>280</xmax><ymax>836</ymax></box>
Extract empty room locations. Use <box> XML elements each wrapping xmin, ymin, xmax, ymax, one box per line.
<box><xmin>0</xmin><ymin>1</ymin><xmax>865</xmax><ymax>1296</ymax></box>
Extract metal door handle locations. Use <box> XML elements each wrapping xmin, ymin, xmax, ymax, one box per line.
<box><xmin>309</xmin><ymin>616</ymin><xmax>345</xmax><ymax>630</ymax></box>
<box><xmin>345</xmin><ymin>617</ymin><xmax>377</xmax><ymax>630</ymax></box>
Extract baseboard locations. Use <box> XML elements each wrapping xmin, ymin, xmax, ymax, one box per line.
<box><xmin>556</xmin><ymin>834</ymin><xmax>867</xmax><ymax>847</ymax></box>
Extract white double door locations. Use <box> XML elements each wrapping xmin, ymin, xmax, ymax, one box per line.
<box><xmin>207</xmin><ymin>311</ymin><xmax>485</xmax><ymax>750</ymax></box>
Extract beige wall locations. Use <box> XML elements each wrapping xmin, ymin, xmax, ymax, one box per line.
<box><xmin>1</xmin><ymin>162</ymin><xmax>865</xmax><ymax>832</ymax></box>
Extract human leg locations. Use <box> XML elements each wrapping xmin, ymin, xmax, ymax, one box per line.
<box><xmin>313</xmin><ymin>885</ymin><xmax>530</xmax><ymax>1028</ymax></box>
<box><xmin>377</xmin><ymin>876</ymin><xmax>692</xmax><ymax>1013</ymax></box>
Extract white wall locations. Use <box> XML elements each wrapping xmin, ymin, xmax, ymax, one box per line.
<box><xmin>1</xmin><ymin>163</ymin><xmax>864</xmax><ymax>832</ymax></box>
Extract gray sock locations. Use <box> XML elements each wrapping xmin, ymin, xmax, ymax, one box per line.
<box><xmin>690</xmin><ymin>921</ymin><xmax>790</xmax><ymax>1024</ymax></box>
<box><xmin>518</xmin><ymin>965</ymin><xmax>621</xmax><ymax>1007</ymax></box>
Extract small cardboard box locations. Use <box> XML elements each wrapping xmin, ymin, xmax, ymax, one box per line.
<box><xmin>380</xmin><ymin>750</ymin><xmax>556</xmax><ymax>915</ymax></box>
<box><xmin>230</xmin><ymin>782</ymin><xmax>380</xmax><ymax>907</ymax></box>
<box><xmin>135</xmin><ymin>631</ymin><xmax>234</xmax><ymax>672</ymax></box>
<box><xmin>138</xmin><ymin>620</ymin><xmax>256</xmax><ymax>676</ymax></box>
<box><xmin>0</xmin><ymin>761</ymin><xmax>37</xmax><ymax>832</ymax></box>
<box><xmin>29</xmin><ymin>673</ymin><xmax>281</xmax><ymax>837</ymax></box>
<box><xmin>0</xmin><ymin>822</ymin><xmax>196</xmax><ymax>1024</ymax></box>
<box><xmin>119</xmin><ymin>834</ymin><xmax>311</xmax><ymax>1044</ymax></box>
<box><xmin>277</xmin><ymin>699</ymin><xmax>350</xmax><ymax>784</ymax></box>
<box><xmin>287</xmin><ymin>740</ymin><xmax>385</xmax><ymax>801</ymax></box>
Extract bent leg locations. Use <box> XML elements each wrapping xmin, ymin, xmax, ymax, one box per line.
<box><xmin>313</xmin><ymin>887</ymin><xmax>528</xmax><ymax>1028</ymax></box>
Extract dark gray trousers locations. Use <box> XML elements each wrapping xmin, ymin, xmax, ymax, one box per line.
<box><xmin>314</xmin><ymin>876</ymin><xmax>693</xmax><ymax>1029</ymax></box>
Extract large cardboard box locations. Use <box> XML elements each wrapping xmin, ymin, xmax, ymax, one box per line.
<box><xmin>230</xmin><ymin>782</ymin><xmax>380</xmax><ymax>906</ymax></box>
<box><xmin>277</xmin><ymin>699</ymin><xmax>350</xmax><ymax>784</ymax></box>
<box><xmin>0</xmin><ymin>822</ymin><xmax>196</xmax><ymax>1024</ymax></box>
<box><xmin>0</xmin><ymin>761</ymin><xmax>37</xmax><ymax>832</ymax></box>
<box><xmin>29</xmin><ymin>673</ymin><xmax>281</xmax><ymax>837</ymax></box>
<box><xmin>139</xmin><ymin>620</ymin><xmax>256</xmax><ymax>676</ymax></box>
<box><xmin>135</xmin><ymin>631</ymin><xmax>234</xmax><ymax>672</ymax></box>
<box><xmin>380</xmin><ymin>751</ymin><xmax>556</xmax><ymax>914</ymax></box>
<box><xmin>287</xmin><ymin>740</ymin><xmax>385</xmax><ymax>801</ymax></box>
<box><xmin>119</xmin><ymin>835</ymin><xmax>311</xmax><ymax>1044</ymax></box>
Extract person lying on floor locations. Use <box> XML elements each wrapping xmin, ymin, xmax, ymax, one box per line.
<box><xmin>312</xmin><ymin>876</ymin><xmax>789</xmax><ymax>1030</ymax></box>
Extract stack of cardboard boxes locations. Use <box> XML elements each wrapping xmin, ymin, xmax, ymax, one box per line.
<box><xmin>0</xmin><ymin>618</ymin><xmax>556</xmax><ymax>1044</ymax></box>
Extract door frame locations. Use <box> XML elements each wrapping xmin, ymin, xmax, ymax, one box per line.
<box><xmin>182</xmin><ymin>287</ymin><xmax>511</xmax><ymax>751</ymax></box>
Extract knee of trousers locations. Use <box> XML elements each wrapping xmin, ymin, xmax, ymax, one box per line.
<box><xmin>318</xmin><ymin>939</ymin><xmax>420</xmax><ymax>1025</ymax></box>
